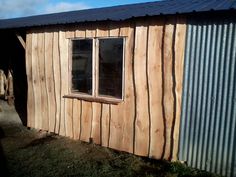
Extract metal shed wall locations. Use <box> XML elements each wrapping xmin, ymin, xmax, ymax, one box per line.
<box><xmin>179</xmin><ymin>16</ymin><xmax>236</xmax><ymax>177</ymax></box>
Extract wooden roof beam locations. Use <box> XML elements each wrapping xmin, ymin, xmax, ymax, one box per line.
<box><xmin>15</xmin><ymin>33</ymin><xmax>25</xmax><ymax>49</ymax></box>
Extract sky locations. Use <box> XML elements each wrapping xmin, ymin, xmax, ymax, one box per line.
<box><xmin>0</xmin><ymin>0</ymin><xmax>158</xmax><ymax>19</ymax></box>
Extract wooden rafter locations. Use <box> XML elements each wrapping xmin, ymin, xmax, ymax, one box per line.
<box><xmin>15</xmin><ymin>33</ymin><xmax>25</xmax><ymax>49</ymax></box>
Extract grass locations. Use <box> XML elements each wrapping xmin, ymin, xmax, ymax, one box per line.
<box><xmin>0</xmin><ymin>121</ymin><xmax>222</xmax><ymax>177</ymax></box>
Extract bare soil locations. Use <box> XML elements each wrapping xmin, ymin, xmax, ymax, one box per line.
<box><xmin>0</xmin><ymin>100</ymin><xmax>221</xmax><ymax>177</ymax></box>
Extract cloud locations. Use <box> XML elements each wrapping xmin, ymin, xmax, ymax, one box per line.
<box><xmin>44</xmin><ymin>2</ymin><xmax>90</xmax><ymax>14</ymax></box>
<box><xmin>0</xmin><ymin>0</ymin><xmax>44</xmax><ymax>18</ymax></box>
<box><xmin>0</xmin><ymin>0</ymin><xmax>90</xmax><ymax>19</ymax></box>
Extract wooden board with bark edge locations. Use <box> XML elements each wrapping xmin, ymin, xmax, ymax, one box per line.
<box><xmin>119</xmin><ymin>23</ymin><xmax>135</xmax><ymax>153</ymax></box>
<box><xmin>53</xmin><ymin>30</ymin><xmax>61</xmax><ymax>134</ymax></box>
<box><xmin>44</xmin><ymin>31</ymin><xmax>56</xmax><ymax>133</ymax></box>
<box><xmin>147</xmin><ymin>19</ymin><xmax>165</xmax><ymax>159</ymax></box>
<box><xmin>58</xmin><ymin>30</ymin><xmax>68</xmax><ymax>136</ymax></box>
<box><xmin>162</xmin><ymin>19</ymin><xmax>175</xmax><ymax>160</ymax></box>
<box><xmin>65</xmin><ymin>30</ymin><xmax>75</xmax><ymax>138</ymax></box>
<box><xmin>172</xmin><ymin>18</ymin><xmax>186</xmax><ymax>160</ymax></box>
<box><xmin>25</xmin><ymin>32</ymin><xmax>35</xmax><ymax>128</ymax></box>
<box><xmin>38</xmin><ymin>32</ymin><xmax>49</xmax><ymax>130</ymax></box>
<box><xmin>31</xmin><ymin>32</ymin><xmax>42</xmax><ymax>130</ymax></box>
<box><xmin>108</xmin><ymin>23</ymin><xmax>126</xmax><ymax>151</ymax></box>
<box><xmin>133</xmin><ymin>21</ymin><xmax>150</xmax><ymax>156</ymax></box>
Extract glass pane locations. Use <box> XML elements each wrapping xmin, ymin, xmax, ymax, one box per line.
<box><xmin>71</xmin><ymin>39</ymin><xmax>92</xmax><ymax>94</ymax></box>
<box><xmin>99</xmin><ymin>38</ymin><xmax>123</xmax><ymax>99</ymax></box>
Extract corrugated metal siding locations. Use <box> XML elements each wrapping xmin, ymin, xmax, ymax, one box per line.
<box><xmin>179</xmin><ymin>17</ymin><xmax>236</xmax><ymax>177</ymax></box>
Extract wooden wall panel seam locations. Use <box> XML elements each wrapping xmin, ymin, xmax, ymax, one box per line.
<box><xmin>99</xmin><ymin>104</ymin><xmax>103</xmax><ymax>145</ymax></box>
<box><xmin>79</xmin><ymin>100</ymin><xmax>82</xmax><ymax>140</ymax></box>
<box><xmin>107</xmin><ymin>104</ymin><xmax>111</xmax><ymax>147</ymax></box>
<box><xmin>90</xmin><ymin>103</ymin><xmax>94</xmax><ymax>140</ymax></box>
<box><xmin>170</xmin><ymin>23</ymin><xmax>177</xmax><ymax>160</ymax></box>
<box><xmin>132</xmin><ymin>24</ymin><xmax>137</xmax><ymax>154</ymax></box>
<box><xmin>161</xmin><ymin>22</ymin><xmax>167</xmax><ymax>159</ymax></box>
<box><xmin>146</xmin><ymin>25</ymin><xmax>152</xmax><ymax>157</ymax></box>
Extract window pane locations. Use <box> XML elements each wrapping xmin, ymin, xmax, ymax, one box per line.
<box><xmin>71</xmin><ymin>39</ymin><xmax>92</xmax><ymax>94</ymax></box>
<box><xmin>99</xmin><ymin>38</ymin><xmax>123</xmax><ymax>98</ymax></box>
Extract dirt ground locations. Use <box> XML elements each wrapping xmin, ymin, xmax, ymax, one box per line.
<box><xmin>0</xmin><ymin>100</ymin><xmax>221</xmax><ymax>177</ymax></box>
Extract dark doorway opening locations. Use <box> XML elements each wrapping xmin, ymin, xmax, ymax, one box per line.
<box><xmin>0</xmin><ymin>29</ymin><xmax>27</xmax><ymax>126</ymax></box>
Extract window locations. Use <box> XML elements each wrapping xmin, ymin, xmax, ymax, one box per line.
<box><xmin>70</xmin><ymin>38</ymin><xmax>124</xmax><ymax>101</ymax></box>
<box><xmin>71</xmin><ymin>39</ymin><xmax>93</xmax><ymax>94</ymax></box>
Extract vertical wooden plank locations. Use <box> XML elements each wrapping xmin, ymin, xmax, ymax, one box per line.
<box><xmin>86</xmin><ymin>26</ymin><xmax>96</xmax><ymax>38</ymax></box>
<box><xmin>37</xmin><ymin>32</ymin><xmax>48</xmax><ymax>130</ymax></box>
<box><xmin>65</xmin><ymin>30</ymin><xmax>74</xmax><ymax>137</ymax></box>
<box><xmin>66</xmin><ymin>27</ymin><xmax>76</xmax><ymax>38</ymax></box>
<box><xmin>119</xmin><ymin>23</ymin><xmax>135</xmax><ymax>153</ymax></box>
<box><xmin>109</xmin><ymin>22</ymin><xmax>120</xmax><ymax>37</ymax></box>
<box><xmin>31</xmin><ymin>32</ymin><xmax>42</xmax><ymax>130</ymax></box>
<box><xmin>26</xmin><ymin>32</ymin><xmax>35</xmax><ymax>128</ymax></box>
<box><xmin>45</xmin><ymin>31</ymin><xmax>56</xmax><ymax>132</ymax></box>
<box><xmin>147</xmin><ymin>20</ymin><xmax>165</xmax><ymax>159</ymax></box>
<box><xmin>75</xmin><ymin>26</ymin><xmax>86</xmax><ymax>38</ymax></box>
<box><xmin>73</xmin><ymin>99</ymin><xmax>81</xmax><ymax>140</ymax></box>
<box><xmin>58</xmin><ymin>30</ymin><xmax>69</xmax><ymax>136</ymax></box>
<box><xmin>109</xmin><ymin>103</ymin><xmax>124</xmax><ymax>150</ymax></box>
<box><xmin>108</xmin><ymin>23</ymin><xmax>126</xmax><ymax>151</ymax></box>
<box><xmin>53</xmin><ymin>31</ymin><xmax>61</xmax><ymax>134</ymax></box>
<box><xmin>172</xmin><ymin>18</ymin><xmax>186</xmax><ymax>160</ymax></box>
<box><xmin>101</xmin><ymin>104</ymin><xmax>110</xmax><ymax>147</ymax></box>
<box><xmin>96</xmin><ymin>26</ymin><xmax>109</xmax><ymax>37</ymax></box>
<box><xmin>133</xmin><ymin>21</ymin><xmax>150</xmax><ymax>156</ymax></box>
<box><xmin>95</xmin><ymin>27</ymin><xmax>111</xmax><ymax>147</ymax></box>
<box><xmin>80</xmin><ymin>101</ymin><xmax>93</xmax><ymax>142</ymax></box>
<box><xmin>66</xmin><ymin>98</ymin><xmax>73</xmax><ymax>138</ymax></box>
<box><xmin>91</xmin><ymin>102</ymin><xmax>102</xmax><ymax>144</ymax></box>
<box><xmin>75</xmin><ymin>26</ymin><xmax>93</xmax><ymax>142</ymax></box>
<box><xmin>85</xmin><ymin>27</ymin><xmax>102</xmax><ymax>144</ymax></box>
<box><xmin>74</xmin><ymin>27</ymin><xmax>94</xmax><ymax>142</ymax></box>
<box><xmin>163</xmin><ymin>19</ymin><xmax>175</xmax><ymax>160</ymax></box>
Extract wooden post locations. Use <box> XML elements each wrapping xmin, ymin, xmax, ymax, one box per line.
<box><xmin>0</xmin><ymin>70</ymin><xmax>6</xmax><ymax>98</ymax></box>
<box><xmin>6</xmin><ymin>70</ymin><xmax>14</xmax><ymax>105</ymax></box>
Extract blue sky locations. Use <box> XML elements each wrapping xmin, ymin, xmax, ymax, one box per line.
<box><xmin>0</xmin><ymin>0</ymin><xmax>158</xmax><ymax>19</ymax></box>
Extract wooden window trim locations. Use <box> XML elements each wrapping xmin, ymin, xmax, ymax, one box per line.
<box><xmin>63</xmin><ymin>94</ymin><xmax>122</xmax><ymax>105</ymax></box>
<box><xmin>67</xmin><ymin>37</ymin><xmax>125</xmax><ymax>104</ymax></box>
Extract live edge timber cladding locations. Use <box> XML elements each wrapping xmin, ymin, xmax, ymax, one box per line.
<box><xmin>25</xmin><ymin>16</ymin><xmax>186</xmax><ymax>160</ymax></box>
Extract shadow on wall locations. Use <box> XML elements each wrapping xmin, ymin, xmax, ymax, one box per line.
<box><xmin>0</xmin><ymin>127</ymin><xmax>9</xmax><ymax>177</ymax></box>
<box><xmin>0</xmin><ymin>30</ymin><xmax>28</xmax><ymax>126</ymax></box>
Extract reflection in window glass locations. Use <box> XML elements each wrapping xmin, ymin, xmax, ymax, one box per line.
<box><xmin>99</xmin><ymin>38</ymin><xmax>123</xmax><ymax>98</ymax></box>
<box><xmin>71</xmin><ymin>39</ymin><xmax>92</xmax><ymax>94</ymax></box>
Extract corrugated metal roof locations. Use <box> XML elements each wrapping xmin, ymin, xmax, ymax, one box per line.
<box><xmin>0</xmin><ymin>0</ymin><xmax>236</xmax><ymax>29</ymax></box>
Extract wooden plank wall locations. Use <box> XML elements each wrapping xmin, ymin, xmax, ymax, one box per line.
<box><xmin>25</xmin><ymin>16</ymin><xmax>186</xmax><ymax>160</ymax></box>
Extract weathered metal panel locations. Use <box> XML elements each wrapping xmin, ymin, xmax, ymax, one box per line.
<box><xmin>179</xmin><ymin>17</ymin><xmax>236</xmax><ymax>177</ymax></box>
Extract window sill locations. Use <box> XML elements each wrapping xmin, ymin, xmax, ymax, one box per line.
<box><xmin>63</xmin><ymin>94</ymin><xmax>123</xmax><ymax>105</ymax></box>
